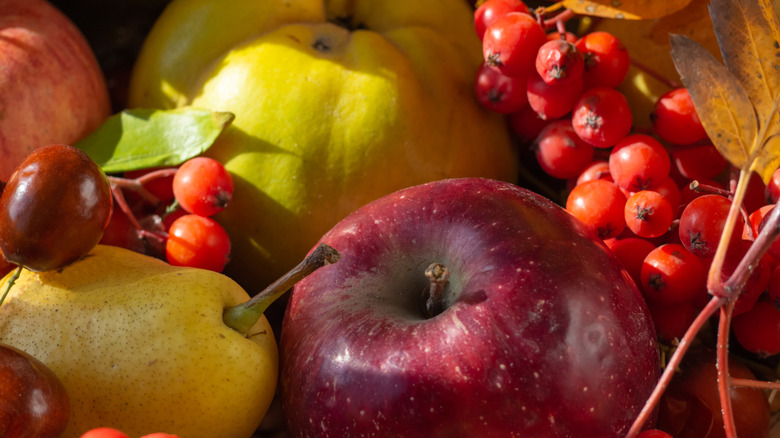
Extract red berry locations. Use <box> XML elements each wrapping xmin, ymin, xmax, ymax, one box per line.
<box><xmin>534</xmin><ymin>119</ymin><xmax>594</xmax><ymax>179</ymax></box>
<box><xmin>482</xmin><ymin>12</ymin><xmax>547</xmax><ymax>78</ymax></box>
<box><xmin>720</xmin><ymin>239</ymin><xmax>772</xmax><ymax>316</ymax></box>
<box><xmin>526</xmin><ymin>72</ymin><xmax>583</xmax><ymax>120</ymax></box>
<box><xmin>605</xmin><ymin>236</ymin><xmax>656</xmax><ymax>286</ymax></box>
<box><xmin>766</xmin><ymin>167</ymin><xmax>780</xmax><ymax>203</ymax></box>
<box><xmin>653</xmin><ymin>177</ymin><xmax>682</xmax><ymax>217</ymax></box>
<box><xmin>743</xmin><ymin>171</ymin><xmax>768</xmax><ymax>215</ymax></box>
<box><xmin>80</xmin><ymin>428</ymin><xmax>130</xmax><ymax>438</ymax></box>
<box><xmin>575</xmin><ymin>160</ymin><xmax>612</xmax><ymax>186</ymax></box>
<box><xmin>657</xmin><ymin>352</ymin><xmax>770</xmax><ymax>438</ymax></box>
<box><xmin>535</xmin><ymin>39</ymin><xmax>584</xmax><ymax>85</ymax></box>
<box><xmin>99</xmin><ymin>210</ymin><xmax>145</xmax><ymax>254</ymax></box>
<box><xmin>651</xmin><ymin>88</ymin><xmax>707</xmax><ymax>145</ymax></box>
<box><xmin>124</xmin><ymin>167</ymin><xmax>176</xmax><ymax>204</ymax></box>
<box><xmin>768</xmin><ymin>265</ymin><xmax>780</xmax><ymax>304</ymax></box>
<box><xmin>670</xmin><ymin>142</ymin><xmax>727</xmax><ymax>181</ymax></box>
<box><xmin>172</xmin><ymin>157</ymin><xmax>234</xmax><ymax>217</ymax></box>
<box><xmin>166</xmin><ymin>214</ymin><xmax>231</xmax><ymax>272</ymax></box>
<box><xmin>756</xmin><ymin>204</ymin><xmax>780</xmax><ymax>260</ymax></box>
<box><xmin>474</xmin><ymin>0</ymin><xmax>530</xmax><ymax>40</ymax></box>
<box><xmin>640</xmin><ymin>243</ymin><xmax>707</xmax><ymax>306</ymax></box>
<box><xmin>678</xmin><ymin>194</ymin><xmax>741</xmax><ymax>259</ymax></box>
<box><xmin>647</xmin><ymin>301</ymin><xmax>698</xmax><ymax>343</ymax></box>
<box><xmin>546</xmin><ymin>31</ymin><xmax>578</xmax><ymax>43</ymax></box>
<box><xmin>624</xmin><ymin>190</ymin><xmax>674</xmax><ymax>238</ymax></box>
<box><xmin>609</xmin><ymin>134</ymin><xmax>671</xmax><ymax>192</ymax></box>
<box><xmin>474</xmin><ymin>63</ymin><xmax>528</xmax><ymax>114</ymax></box>
<box><xmin>507</xmin><ymin>105</ymin><xmax>551</xmax><ymax>143</ymax></box>
<box><xmin>140</xmin><ymin>434</ymin><xmax>182</xmax><ymax>438</ymax></box>
<box><xmin>743</xmin><ymin>204</ymin><xmax>773</xmax><ymax>240</ymax></box>
<box><xmin>565</xmin><ymin>179</ymin><xmax>627</xmax><ymax>239</ymax></box>
<box><xmin>732</xmin><ymin>301</ymin><xmax>780</xmax><ymax>356</ymax></box>
<box><xmin>571</xmin><ymin>87</ymin><xmax>632</xmax><ymax>148</ymax></box>
<box><xmin>575</xmin><ymin>31</ymin><xmax>630</xmax><ymax>89</ymax></box>
<box><xmin>637</xmin><ymin>431</ymin><xmax>674</xmax><ymax>438</ymax></box>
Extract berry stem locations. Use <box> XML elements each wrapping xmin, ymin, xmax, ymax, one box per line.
<box><xmin>706</xmin><ymin>169</ymin><xmax>750</xmax><ymax>298</ymax></box>
<box><xmin>731</xmin><ymin>377</ymin><xmax>780</xmax><ymax>390</ymax></box>
<box><xmin>107</xmin><ymin>175</ymin><xmax>162</xmax><ymax>206</ymax></box>
<box><xmin>687</xmin><ymin>179</ymin><xmax>731</xmax><ymax>198</ymax></box>
<box><xmin>223</xmin><ymin>243</ymin><xmax>340</xmax><ymax>335</ymax></box>
<box><xmin>629</xmin><ymin>57</ymin><xmax>680</xmax><ymax>89</ymax></box>
<box><xmin>542</xmin><ymin>8</ymin><xmax>575</xmax><ymax>30</ymax></box>
<box><xmin>717</xmin><ymin>299</ymin><xmax>737</xmax><ymax>438</ymax></box>
<box><xmin>108</xmin><ymin>182</ymin><xmax>168</xmax><ymax>243</ymax></box>
<box><xmin>625</xmin><ymin>295</ymin><xmax>726</xmax><ymax>437</ymax></box>
<box><xmin>0</xmin><ymin>265</ymin><xmax>21</xmax><ymax>308</ymax></box>
<box><xmin>133</xmin><ymin>168</ymin><xmax>177</xmax><ymax>186</ymax></box>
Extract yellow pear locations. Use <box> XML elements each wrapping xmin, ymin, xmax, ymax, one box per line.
<box><xmin>0</xmin><ymin>244</ymin><xmax>327</xmax><ymax>438</ymax></box>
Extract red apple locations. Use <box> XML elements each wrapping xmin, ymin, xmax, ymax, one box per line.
<box><xmin>0</xmin><ymin>0</ymin><xmax>110</xmax><ymax>181</ymax></box>
<box><xmin>0</xmin><ymin>343</ymin><xmax>69</xmax><ymax>437</ymax></box>
<box><xmin>280</xmin><ymin>177</ymin><xmax>660</xmax><ymax>437</ymax></box>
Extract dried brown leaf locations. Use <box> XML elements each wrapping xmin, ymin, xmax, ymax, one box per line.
<box><xmin>670</xmin><ymin>34</ymin><xmax>757</xmax><ymax>171</ymax></box>
<box><xmin>563</xmin><ymin>0</ymin><xmax>693</xmax><ymax>19</ymax></box>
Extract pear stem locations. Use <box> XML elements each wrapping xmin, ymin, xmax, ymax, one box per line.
<box><xmin>0</xmin><ymin>265</ymin><xmax>22</xmax><ymax>308</ymax></box>
<box><xmin>223</xmin><ymin>243</ymin><xmax>340</xmax><ymax>335</ymax></box>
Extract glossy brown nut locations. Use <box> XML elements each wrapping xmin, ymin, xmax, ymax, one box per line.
<box><xmin>0</xmin><ymin>144</ymin><xmax>112</xmax><ymax>271</ymax></box>
<box><xmin>0</xmin><ymin>344</ymin><xmax>70</xmax><ymax>437</ymax></box>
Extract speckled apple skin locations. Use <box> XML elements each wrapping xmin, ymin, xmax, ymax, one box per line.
<box><xmin>281</xmin><ymin>177</ymin><xmax>659</xmax><ymax>437</ymax></box>
<box><xmin>0</xmin><ymin>0</ymin><xmax>110</xmax><ymax>181</ymax></box>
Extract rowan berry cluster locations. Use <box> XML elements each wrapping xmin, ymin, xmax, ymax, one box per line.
<box><xmin>473</xmin><ymin>0</ymin><xmax>780</xmax><ymax>361</ymax></box>
<box><xmin>100</xmin><ymin>156</ymin><xmax>234</xmax><ymax>273</ymax></box>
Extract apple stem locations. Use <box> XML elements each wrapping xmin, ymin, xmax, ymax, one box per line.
<box><xmin>422</xmin><ymin>263</ymin><xmax>449</xmax><ymax>318</ymax></box>
<box><xmin>223</xmin><ymin>243</ymin><xmax>340</xmax><ymax>335</ymax></box>
<box><xmin>0</xmin><ymin>265</ymin><xmax>22</xmax><ymax>308</ymax></box>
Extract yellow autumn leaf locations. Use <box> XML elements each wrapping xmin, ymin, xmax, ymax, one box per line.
<box><xmin>709</xmin><ymin>0</ymin><xmax>780</xmax><ymax>166</ymax></box>
<box><xmin>670</xmin><ymin>34</ymin><xmax>757</xmax><ymax>170</ymax></box>
<box><xmin>563</xmin><ymin>0</ymin><xmax>694</xmax><ymax>20</ymax></box>
<box><xmin>592</xmin><ymin>0</ymin><xmax>721</xmax><ymax>129</ymax></box>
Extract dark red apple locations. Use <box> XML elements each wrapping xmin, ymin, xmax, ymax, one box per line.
<box><xmin>0</xmin><ymin>343</ymin><xmax>69</xmax><ymax>437</ymax></box>
<box><xmin>280</xmin><ymin>177</ymin><xmax>660</xmax><ymax>437</ymax></box>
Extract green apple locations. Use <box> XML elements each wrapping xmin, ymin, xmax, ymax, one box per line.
<box><xmin>128</xmin><ymin>0</ymin><xmax>517</xmax><ymax>290</ymax></box>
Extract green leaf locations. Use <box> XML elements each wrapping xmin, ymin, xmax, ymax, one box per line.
<box><xmin>75</xmin><ymin>107</ymin><xmax>234</xmax><ymax>174</ymax></box>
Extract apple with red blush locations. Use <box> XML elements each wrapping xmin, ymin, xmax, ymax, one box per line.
<box><xmin>0</xmin><ymin>0</ymin><xmax>110</xmax><ymax>181</ymax></box>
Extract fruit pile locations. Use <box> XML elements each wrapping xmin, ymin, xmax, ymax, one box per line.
<box><xmin>0</xmin><ymin>0</ymin><xmax>778</xmax><ymax>437</ymax></box>
<box><xmin>472</xmin><ymin>0</ymin><xmax>780</xmax><ymax>436</ymax></box>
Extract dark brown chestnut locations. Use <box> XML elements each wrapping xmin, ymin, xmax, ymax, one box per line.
<box><xmin>0</xmin><ymin>144</ymin><xmax>112</xmax><ymax>271</ymax></box>
<box><xmin>0</xmin><ymin>343</ymin><xmax>69</xmax><ymax>437</ymax></box>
